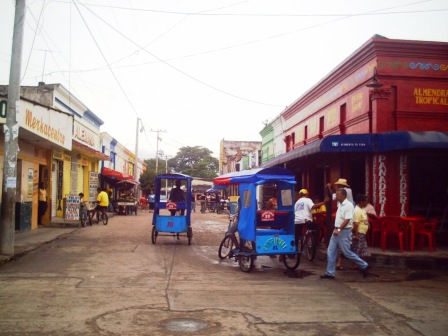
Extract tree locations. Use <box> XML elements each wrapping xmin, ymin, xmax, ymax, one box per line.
<box><xmin>139</xmin><ymin>158</ymin><xmax>167</xmax><ymax>195</ymax></box>
<box><xmin>169</xmin><ymin>146</ymin><xmax>218</xmax><ymax>179</ymax></box>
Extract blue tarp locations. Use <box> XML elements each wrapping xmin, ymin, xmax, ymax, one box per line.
<box><xmin>214</xmin><ymin>167</ymin><xmax>295</xmax><ymax>185</ymax></box>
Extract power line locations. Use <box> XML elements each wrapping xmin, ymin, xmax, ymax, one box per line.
<box><xmin>22</xmin><ymin>1</ymin><xmax>47</xmax><ymax>82</ymax></box>
<box><xmin>55</xmin><ymin>0</ymin><xmax>446</xmax><ymax>17</ymax></box>
<box><xmin>76</xmin><ymin>3</ymin><xmax>283</xmax><ymax>108</ymax></box>
<box><xmin>72</xmin><ymin>0</ymin><xmax>139</xmax><ymax>117</ymax></box>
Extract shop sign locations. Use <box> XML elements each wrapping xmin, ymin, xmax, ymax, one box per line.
<box><xmin>399</xmin><ymin>154</ymin><xmax>408</xmax><ymax>217</ymax></box>
<box><xmin>89</xmin><ymin>172</ymin><xmax>99</xmax><ymax>202</ymax></box>
<box><xmin>65</xmin><ymin>195</ymin><xmax>80</xmax><ymax>221</ymax></box>
<box><xmin>18</xmin><ymin>100</ymin><xmax>72</xmax><ymax>150</ymax></box>
<box><xmin>166</xmin><ymin>202</ymin><xmax>177</xmax><ymax>210</ymax></box>
<box><xmin>378</xmin><ymin>155</ymin><xmax>387</xmax><ymax>217</ymax></box>
<box><xmin>53</xmin><ymin>150</ymin><xmax>63</xmax><ymax>160</ymax></box>
<box><xmin>413</xmin><ymin>88</ymin><xmax>448</xmax><ymax>106</ymax></box>
<box><xmin>73</xmin><ymin>120</ymin><xmax>99</xmax><ymax>150</ymax></box>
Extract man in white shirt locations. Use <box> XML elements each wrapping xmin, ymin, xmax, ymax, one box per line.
<box><xmin>321</xmin><ymin>188</ymin><xmax>369</xmax><ymax>279</ymax></box>
<box><xmin>294</xmin><ymin>189</ymin><xmax>325</xmax><ymax>249</ymax></box>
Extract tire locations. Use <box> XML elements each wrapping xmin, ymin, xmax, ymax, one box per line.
<box><xmin>218</xmin><ymin>236</ymin><xmax>233</xmax><ymax>259</ymax></box>
<box><xmin>151</xmin><ymin>226</ymin><xmax>157</xmax><ymax>244</ymax></box>
<box><xmin>238</xmin><ymin>255</ymin><xmax>254</xmax><ymax>272</ymax></box>
<box><xmin>283</xmin><ymin>253</ymin><xmax>301</xmax><ymax>270</ymax></box>
<box><xmin>102</xmin><ymin>212</ymin><xmax>108</xmax><ymax>225</ymax></box>
<box><xmin>187</xmin><ymin>227</ymin><xmax>193</xmax><ymax>246</ymax></box>
<box><xmin>305</xmin><ymin>232</ymin><xmax>316</xmax><ymax>261</ymax></box>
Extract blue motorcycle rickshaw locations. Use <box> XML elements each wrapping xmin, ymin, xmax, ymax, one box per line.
<box><xmin>151</xmin><ymin>174</ymin><xmax>193</xmax><ymax>245</ymax></box>
<box><xmin>213</xmin><ymin>167</ymin><xmax>301</xmax><ymax>272</ymax></box>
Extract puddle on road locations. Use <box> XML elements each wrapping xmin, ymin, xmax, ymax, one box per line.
<box><xmin>160</xmin><ymin>318</ymin><xmax>209</xmax><ymax>332</ymax></box>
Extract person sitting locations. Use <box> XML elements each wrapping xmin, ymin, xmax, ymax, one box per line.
<box><xmin>265</xmin><ymin>195</ymin><xmax>278</xmax><ymax>210</ymax></box>
<box><xmin>169</xmin><ymin>180</ymin><xmax>186</xmax><ymax>216</ymax></box>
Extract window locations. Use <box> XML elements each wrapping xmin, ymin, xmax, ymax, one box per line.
<box><xmin>340</xmin><ymin>103</ymin><xmax>346</xmax><ymax>134</ymax></box>
<box><xmin>280</xmin><ymin>189</ymin><xmax>292</xmax><ymax>206</ymax></box>
<box><xmin>304</xmin><ymin>126</ymin><xmax>308</xmax><ymax>143</ymax></box>
<box><xmin>319</xmin><ymin>116</ymin><xmax>324</xmax><ymax>138</ymax></box>
<box><xmin>291</xmin><ymin>132</ymin><xmax>295</xmax><ymax>146</ymax></box>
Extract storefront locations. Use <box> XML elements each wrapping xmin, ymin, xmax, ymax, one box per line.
<box><xmin>0</xmin><ymin>96</ymin><xmax>73</xmax><ymax>230</ymax></box>
<box><xmin>263</xmin><ymin>36</ymin><xmax>448</xmax><ymax>220</ymax></box>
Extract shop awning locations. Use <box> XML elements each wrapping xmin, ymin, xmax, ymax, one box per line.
<box><xmin>377</xmin><ymin>131</ymin><xmax>448</xmax><ymax>151</ymax></box>
<box><xmin>263</xmin><ymin>140</ymin><xmax>322</xmax><ymax>168</ymax></box>
<box><xmin>102</xmin><ymin>167</ymin><xmax>123</xmax><ymax>180</ymax></box>
<box><xmin>73</xmin><ymin>140</ymin><xmax>109</xmax><ymax>160</ymax></box>
<box><xmin>263</xmin><ymin>131</ymin><xmax>448</xmax><ymax>168</ymax></box>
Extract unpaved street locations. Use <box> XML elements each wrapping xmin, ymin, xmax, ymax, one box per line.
<box><xmin>0</xmin><ymin>211</ymin><xmax>447</xmax><ymax>335</ymax></box>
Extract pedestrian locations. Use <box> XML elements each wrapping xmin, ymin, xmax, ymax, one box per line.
<box><xmin>321</xmin><ymin>188</ymin><xmax>369</xmax><ymax>279</ymax></box>
<box><xmin>38</xmin><ymin>182</ymin><xmax>47</xmax><ymax>225</ymax></box>
<box><xmin>266</xmin><ymin>195</ymin><xmax>278</xmax><ymax>210</ymax></box>
<box><xmin>96</xmin><ymin>187</ymin><xmax>109</xmax><ymax>225</ymax></box>
<box><xmin>294</xmin><ymin>189</ymin><xmax>326</xmax><ymax>249</ymax></box>
<box><xmin>362</xmin><ymin>198</ymin><xmax>378</xmax><ymax>219</ymax></box>
<box><xmin>328</xmin><ymin>178</ymin><xmax>354</xmax><ymax>205</ymax></box>
<box><xmin>351</xmin><ymin>194</ymin><xmax>371</xmax><ymax>258</ymax></box>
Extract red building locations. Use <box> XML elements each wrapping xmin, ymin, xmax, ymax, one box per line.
<box><xmin>265</xmin><ymin>35</ymin><xmax>448</xmax><ymax>220</ymax></box>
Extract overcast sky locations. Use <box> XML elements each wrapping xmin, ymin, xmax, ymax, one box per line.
<box><xmin>1</xmin><ymin>0</ymin><xmax>447</xmax><ymax>160</ymax></box>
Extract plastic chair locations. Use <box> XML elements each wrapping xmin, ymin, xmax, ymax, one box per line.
<box><xmin>415</xmin><ymin>218</ymin><xmax>438</xmax><ymax>252</ymax></box>
<box><xmin>380</xmin><ymin>217</ymin><xmax>408</xmax><ymax>252</ymax></box>
<box><xmin>368</xmin><ymin>217</ymin><xmax>382</xmax><ymax>247</ymax></box>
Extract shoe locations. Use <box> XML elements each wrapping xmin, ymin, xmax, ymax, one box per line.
<box><xmin>320</xmin><ymin>274</ymin><xmax>335</xmax><ymax>279</ymax></box>
<box><xmin>361</xmin><ymin>266</ymin><xmax>370</xmax><ymax>278</ymax></box>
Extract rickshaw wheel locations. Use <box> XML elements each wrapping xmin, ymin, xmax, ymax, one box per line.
<box><xmin>238</xmin><ymin>255</ymin><xmax>254</xmax><ymax>272</ymax></box>
<box><xmin>151</xmin><ymin>226</ymin><xmax>158</xmax><ymax>244</ymax></box>
<box><xmin>218</xmin><ymin>236</ymin><xmax>233</xmax><ymax>259</ymax></box>
<box><xmin>283</xmin><ymin>254</ymin><xmax>301</xmax><ymax>270</ymax></box>
<box><xmin>187</xmin><ymin>227</ymin><xmax>193</xmax><ymax>245</ymax></box>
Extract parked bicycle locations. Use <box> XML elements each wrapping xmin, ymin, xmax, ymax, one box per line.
<box><xmin>79</xmin><ymin>201</ymin><xmax>89</xmax><ymax>227</ymax></box>
<box><xmin>218</xmin><ymin>213</ymin><xmax>239</xmax><ymax>259</ymax></box>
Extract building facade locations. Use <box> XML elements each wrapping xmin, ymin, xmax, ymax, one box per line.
<box><xmin>264</xmin><ymin>35</ymin><xmax>448</xmax><ymax>218</ymax></box>
<box><xmin>219</xmin><ymin>139</ymin><xmax>262</xmax><ymax>175</ymax></box>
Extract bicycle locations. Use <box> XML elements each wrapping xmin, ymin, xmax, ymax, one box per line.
<box><xmin>79</xmin><ymin>202</ymin><xmax>89</xmax><ymax>227</ymax></box>
<box><xmin>218</xmin><ymin>213</ymin><xmax>239</xmax><ymax>259</ymax></box>
<box><xmin>89</xmin><ymin>204</ymin><xmax>109</xmax><ymax>225</ymax></box>
<box><xmin>302</xmin><ymin>221</ymin><xmax>320</xmax><ymax>261</ymax></box>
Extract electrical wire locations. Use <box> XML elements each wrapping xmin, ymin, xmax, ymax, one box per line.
<box><xmin>22</xmin><ymin>0</ymin><xmax>47</xmax><ymax>82</ymax></box>
<box><xmin>72</xmin><ymin>0</ymin><xmax>140</xmax><ymax>117</ymax></box>
<box><xmin>55</xmin><ymin>0</ymin><xmax>446</xmax><ymax>17</ymax></box>
<box><xmin>76</xmin><ymin>3</ymin><xmax>283</xmax><ymax>108</ymax></box>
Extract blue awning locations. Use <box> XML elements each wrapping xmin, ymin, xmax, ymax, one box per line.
<box><xmin>378</xmin><ymin>131</ymin><xmax>448</xmax><ymax>151</ymax></box>
<box><xmin>263</xmin><ymin>131</ymin><xmax>448</xmax><ymax>168</ymax></box>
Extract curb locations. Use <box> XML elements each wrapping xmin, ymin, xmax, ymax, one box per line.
<box><xmin>316</xmin><ymin>246</ymin><xmax>448</xmax><ymax>271</ymax></box>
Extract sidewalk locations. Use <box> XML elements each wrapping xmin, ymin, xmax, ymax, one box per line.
<box><xmin>317</xmin><ymin>245</ymin><xmax>448</xmax><ymax>270</ymax></box>
<box><xmin>0</xmin><ymin>226</ymin><xmax>77</xmax><ymax>265</ymax></box>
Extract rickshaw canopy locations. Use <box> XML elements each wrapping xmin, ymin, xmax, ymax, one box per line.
<box><xmin>213</xmin><ymin>167</ymin><xmax>295</xmax><ymax>185</ymax></box>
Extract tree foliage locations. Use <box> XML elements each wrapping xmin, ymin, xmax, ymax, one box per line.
<box><xmin>139</xmin><ymin>146</ymin><xmax>218</xmax><ymax>194</ymax></box>
<box><xmin>169</xmin><ymin>146</ymin><xmax>218</xmax><ymax>179</ymax></box>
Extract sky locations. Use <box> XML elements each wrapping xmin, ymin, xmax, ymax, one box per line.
<box><xmin>0</xmin><ymin>0</ymin><xmax>447</xmax><ymax>160</ymax></box>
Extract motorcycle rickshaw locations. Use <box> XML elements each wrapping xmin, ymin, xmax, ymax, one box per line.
<box><xmin>213</xmin><ymin>167</ymin><xmax>301</xmax><ymax>272</ymax></box>
<box><xmin>151</xmin><ymin>173</ymin><xmax>193</xmax><ymax>245</ymax></box>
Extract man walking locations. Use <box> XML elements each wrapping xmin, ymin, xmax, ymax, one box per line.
<box><xmin>321</xmin><ymin>188</ymin><xmax>369</xmax><ymax>279</ymax></box>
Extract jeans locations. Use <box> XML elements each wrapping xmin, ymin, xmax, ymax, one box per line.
<box><xmin>325</xmin><ymin>228</ymin><xmax>368</xmax><ymax>276</ymax></box>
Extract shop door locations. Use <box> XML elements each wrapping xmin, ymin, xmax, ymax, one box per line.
<box><xmin>349</xmin><ymin>157</ymin><xmax>366</xmax><ymax>196</ymax></box>
<box><xmin>51</xmin><ymin>160</ymin><xmax>58</xmax><ymax>217</ymax></box>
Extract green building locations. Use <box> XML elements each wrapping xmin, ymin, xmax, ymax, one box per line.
<box><xmin>259</xmin><ymin>123</ymin><xmax>274</xmax><ymax>164</ymax></box>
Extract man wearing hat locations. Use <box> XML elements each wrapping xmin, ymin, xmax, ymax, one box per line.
<box><xmin>333</xmin><ymin>178</ymin><xmax>354</xmax><ymax>205</ymax></box>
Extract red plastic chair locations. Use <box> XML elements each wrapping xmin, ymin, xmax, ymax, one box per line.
<box><xmin>368</xmin><ymin>217</ymin><xmax>382</xmax><ymax>247</ymax></box>
<box><xmin>380</xmin><ymin>217</ymin><xmax>408</xmax><ymax>253</ymax></box>
<box><xmin>415</xmin><ymin>218</ymin><xmax>438</xmax><ymax>252</ymax></box>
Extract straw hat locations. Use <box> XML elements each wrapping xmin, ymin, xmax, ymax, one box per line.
<box><xmin>299</xmin><ymin>188</ymin><xmax>309</xmax><ymax>195</ymax></box>
<box><xmin>334</xmin><ymin>178</ymin><xmax>350</xmax><ymax>188</ymax></box>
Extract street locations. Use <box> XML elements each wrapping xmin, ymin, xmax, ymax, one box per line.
<box><xmin>0</xmin><ymin>211</ymin><xmax>447</xmax><ymax>336</ymax></box>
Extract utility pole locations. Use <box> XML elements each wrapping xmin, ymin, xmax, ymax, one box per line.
<box><xmin>150</xmin><ymin>129</ymin><xmax>166</xmax><ymax>175</ymax></box>
<box><xmin>1</xmin><ymin>0</ymin><xmax>26</xmax><ymax>256</ymax></box>
<box><xmin>134</xmin><ymin>117</ymin><xmax>143</xmax><ymax>196</ymax></box>
<box><xmin>160</xmin><ymin>153</ymin><xmax>171</xmax><ymax>197</ymax></box>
